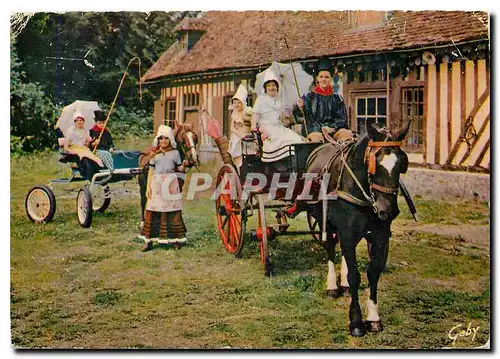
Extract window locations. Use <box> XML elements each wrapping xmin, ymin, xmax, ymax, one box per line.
<box><xmin>355</xmin><ymin>95</ymin><xmax>387</xmax><ymax>134</ymax></box>
<box><xmin>401</xmin><ymin>87</ymin><xmax>424</xmax><ymax>150</ymax></box>
<box><xmin>183</xmin><ymin>92</ymin><xmax>200</xmax><ymax>108</ymax></box>
<box><xmin>180</xmin><ymin>33</ymin><xmax>187</xmax><ymax>50</ymax></box>
<box><xmin>165</xmin><ymin>99</ymin><xmax>176</xmax><ymax>127</ymax></box>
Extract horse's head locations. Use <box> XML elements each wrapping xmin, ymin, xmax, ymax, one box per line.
<box><xmin>175</xmin><ymin>124</ymin><xmax>199</xmax><ymax>167</ymax></box>
<box><xmin>364</xmin><ymin>120</ymin><xmax>410</xmax><ymax>221</ymax></box>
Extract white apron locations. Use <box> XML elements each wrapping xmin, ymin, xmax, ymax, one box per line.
<box><xmin>146</xmin><ymin>173</ymin><xmax>183</xmax><ymax>212</ymax></box>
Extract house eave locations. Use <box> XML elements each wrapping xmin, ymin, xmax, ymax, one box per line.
<box><xmin>141</xmin><ymin>37</ymin><xmax>488</xmax><ymax>86</ymax></box>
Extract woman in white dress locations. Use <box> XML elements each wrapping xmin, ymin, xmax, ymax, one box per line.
<box><xmin>228</xmin><ymin>84</ymin><xmax>252</xmax><ymax>167</ymax></box>
<box><xmin>252</xmin><ymin>69</ymin><xmax>305</xmax><ymax>162</ymax></box>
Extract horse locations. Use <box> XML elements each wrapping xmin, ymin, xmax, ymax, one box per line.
<box><xmin>305</xmin><ymin>119</ymin><xmax>410</xmax><ymax>337</ymax></box>
<box><xmin>137</xmin><ymin>124</ymin><xmax>199</xmax><ymax>228</ymax></box>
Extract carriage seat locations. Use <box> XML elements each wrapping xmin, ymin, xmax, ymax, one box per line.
<box><xmin>58</xmin><ymin>152</ymin><xmax>81</xmax><ymax>165</ymax></box>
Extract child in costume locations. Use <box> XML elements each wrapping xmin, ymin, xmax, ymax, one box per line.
<box><xmin>89</xmin><ymin>110</ymin><xmax>115</xmax><ymax>170</ymax></box>
<box><xmin>140</xmin><ymin>125</ymin><xmax>189</xmax><ymax>251</ymax></box>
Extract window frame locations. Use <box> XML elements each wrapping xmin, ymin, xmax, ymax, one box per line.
<box><xmin>183</xmin><ymin>92</ymin><xmax>200</xmax><ymax>111</ymax></box>
<box><xmin>351</xmin><ymin>91</ymin><xmax>388</xmax><ymax>135</ymax></box>
<box><xmin>400</xmin><ymin>86</ymin><xmax>425</xmax><ymax>152</ymax></box>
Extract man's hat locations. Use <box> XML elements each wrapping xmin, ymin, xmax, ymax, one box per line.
<box><xmin>316</xmin><ymin>58</ymin><xmax>334</xmax><ymax>75</ymax></box>
<box><xmin>94</xmin><ymin>110</ymin><xmax>106</xmax><ymax>122</ymax></box>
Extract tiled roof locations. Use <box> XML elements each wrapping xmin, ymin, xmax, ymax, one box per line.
<box><xmin>143</xmin><ymin>10</ymin><xmax>489</xmax><ymax>82</ymax></box>
<box><xmin>173</xmin><ymin>17</ymin><xmax>209</xmax><ymax>32</ymax></box>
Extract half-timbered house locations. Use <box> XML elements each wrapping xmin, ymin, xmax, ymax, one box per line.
<box><xmin>142</xmin><ymin>10</ymin><xmax>490</xmax><ymax>199</ymax></box>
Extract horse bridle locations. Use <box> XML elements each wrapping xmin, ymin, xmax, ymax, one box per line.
<box><xmin>179</xmin><ymin>130</ymin><xmax>198</xmax><ymax>167</ymax></box>
<box><xmin>364</xmin><ymin>140</ymin><xmax>402</xmax><ymax>197</ymax></box>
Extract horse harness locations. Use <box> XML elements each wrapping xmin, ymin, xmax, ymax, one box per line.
<box><xmin>312</xmin><ymin>134</ymin><xmax>403</xmax><ymax>213</ymax></box>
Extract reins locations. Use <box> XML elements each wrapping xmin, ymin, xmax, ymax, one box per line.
<box><xmin>322</xmin><ymin>134</ymin><xmax>403</xmax><ymax>212</ymax></box>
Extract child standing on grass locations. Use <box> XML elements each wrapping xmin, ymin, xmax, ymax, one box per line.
<box><xmin>140</xmin><ymin>125</ymin><xmax>189</xmax><ymax>252</ymax></box>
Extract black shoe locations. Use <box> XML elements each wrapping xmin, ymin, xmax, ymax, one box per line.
<box><xmin>142</xmin><ymin>241</ymin><xmax>153</xmax><ymax>252</ymax></box>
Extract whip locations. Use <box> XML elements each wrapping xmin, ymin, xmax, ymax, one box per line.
<box><xmin>93</xmin><ymin>57</ymin><xmax>143</xmax><ymax>154</ymax></box>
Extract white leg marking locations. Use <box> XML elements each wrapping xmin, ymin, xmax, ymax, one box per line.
<box><xmin>327</xmin><ymin>260</ymin><xmax>338</xmax><ymax>290</ymax></box>
<box><xmin>366</xmin><ymin>298</ymin><xmax>380</xmax><ymax>321</ymax></box>
<box><xmin>340</xmin><ymin>256</ymin><xmax>349</xmax><ymax>287</ymax></box>
<box><xmin>380</xmin><ymin>153</ymin><xmax>398</xmax><ymax>175</ymax></box>
<box><xmin>186</xmin><ymin>133</ymin><xmax>198</xmax><ymax>163</ymax></box>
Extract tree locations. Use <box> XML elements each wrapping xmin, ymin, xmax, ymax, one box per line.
<box><xmin>15</xmin><ymin>11</ymin><xmax>198</xmax><ymax>109</ymax></box>
<box><xmin>10</xmin><ymin>33</ymin><xmax>57</xmax><ymax>153</ymax></box>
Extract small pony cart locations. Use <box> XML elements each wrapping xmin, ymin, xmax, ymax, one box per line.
<box><xmin>25</xmin><ymin>150</ymin><xmax>144</xmax><ymax>228</ymax></box>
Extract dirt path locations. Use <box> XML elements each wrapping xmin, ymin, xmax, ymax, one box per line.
<box><xmin>392</xmin><ymin>221</ymin><xmax>490</xmax><ymax>250</ymax></box>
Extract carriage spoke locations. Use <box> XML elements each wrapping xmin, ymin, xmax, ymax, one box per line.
<box><xmin>27</xmin><ymin>190</ymin><xmax>50</xmax><ymax>221</ymax></box>
<box><xmin>229</xmin><ymin>215</ymin><xmax>240</xmax><ymax>249</ymax></box>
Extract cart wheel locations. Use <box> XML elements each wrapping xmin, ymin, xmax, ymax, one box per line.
<box><xmin>215</xmin><ymin>164</ymin><xmax>245</xmax><ymax>255</ymax></box>
<box><xmin>25</xmin><ymin>185</ymin><xmax>56</xmax><ymax>223</ymax></box>
<box><xmin>77</xmin><ymin>186</ymin><xmax>93</xmax><ymax>228</ymax></box>
<box><xmin>307</xmin><ymin>212</ymin><xmax>335</xmax><ymax>242</ymax></box>
<box><xmin>92</xmin><ymin>185</ymin><xmax>111</xmax><ymax>213</ymax></box>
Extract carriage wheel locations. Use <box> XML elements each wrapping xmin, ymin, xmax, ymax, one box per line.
<box><xmin>92</xmin><ymin>185</ymin><xmax>111</xmax><ymax>213</ymax></box>
<box><xmin>306</xmin><ymin>212</ymin><xmax>335</xmax><ymax>243</ymax></box>
<box><xmin>25</xmin><ymin>185</ymin><xmax>56</xmax><ymax>223</ymax></box>
<box><xmin>215</xmin><ymin>164</ymin><xmax>245</xmax><ymax>255</ymax></box>
<box><xmin>77</xmin><ymin>186</ymin><xmax>93</xmax><ymax>228</ymax></box>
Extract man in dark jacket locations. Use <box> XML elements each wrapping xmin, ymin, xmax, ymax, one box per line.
<box><xmin>293</xmin><ymin>58</ymin><xmax>352</xmax><ymax>142</ymax></box>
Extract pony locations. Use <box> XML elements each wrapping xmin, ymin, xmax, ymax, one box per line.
<box><xmin>137</xmin><ymin>123</ymin><xmax>199</xmax><ymax>228</ymax></box>
<box><xmin>305</xmin><ymin>119</ymin><xmax>410</xmax><ymax>337</ymax></box>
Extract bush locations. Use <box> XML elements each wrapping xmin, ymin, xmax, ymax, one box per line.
<box><xmin>100</xmin><ymin>105</ymin><xmax>153</xmax><ymax>139</ymax></box>
<box><xmin>10</xmin><ymin>82</ymin><xmax>59</xmax><ymax>154</ymax></box>
<box><xmin>10</xmin><ymin>34</ymin><xmax>58</xmax><ymax>155</ymax></box>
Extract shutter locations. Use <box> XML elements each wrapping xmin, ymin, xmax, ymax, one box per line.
<box><xmin>212</xmin><ymin>96</ymin><xmax>224</xmax><ymax>133</ymax></box>
<box><xmin>153</xmin><ymin>99</ymin><xmax>166</xmax><ymax>134</ymax></box>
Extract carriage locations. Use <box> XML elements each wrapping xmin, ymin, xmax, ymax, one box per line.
<box><xmin>25</xmin><ymin>150</ymin><xmax>144</xmax><ymax>228</ymax></box>
<box><xmin>214</xmin><ymin>133</ymin><xmax>330</xmax><ymax>276</ymax></box>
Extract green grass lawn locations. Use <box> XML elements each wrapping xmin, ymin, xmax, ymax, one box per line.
<box><xmin>10</xmin><ymin>147</ymin><xmax>490</xmax><ymax>349</ymax></box>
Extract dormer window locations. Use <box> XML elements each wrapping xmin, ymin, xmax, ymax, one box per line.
<box><xmin>174</xmin><ymin>17</ymin><xmax>208</xmax><ymax>52</ymax></box>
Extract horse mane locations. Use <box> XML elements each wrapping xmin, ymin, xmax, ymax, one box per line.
<box><xmin>352</xmin><ymin>131</ymin><xmax>370</xmax><ymax>163</ymax></box>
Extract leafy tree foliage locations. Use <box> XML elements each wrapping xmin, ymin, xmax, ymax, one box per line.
<box><xmin>11</xmin><ymin>11</ymin><xmax>198</xmax><ymax>153</ymax></box>
<box><xmin>11</xmin><ymin>33</ymin><xmax>58</xmax><ymax>154</ymax></box>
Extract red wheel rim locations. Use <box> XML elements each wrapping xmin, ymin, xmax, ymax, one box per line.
<box><xmin>215</xmin><ymin>165</ymin><xmax>243</xmax><ymax>254</ymax></box>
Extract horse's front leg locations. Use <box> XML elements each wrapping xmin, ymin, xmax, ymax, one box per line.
<box><xmin>364</xmin><ymin>222</ymin><xmax>390</xmax><ymax>333</ymax></box>
<box><xmin>338</xmin><ymin>227</ymin><xmax>365</xmax><ymax>337</ymax></box>
<box><xmin>324</xmin><ymin>233</ymin><xmax>341</xmax><ymax>298</ymax></box>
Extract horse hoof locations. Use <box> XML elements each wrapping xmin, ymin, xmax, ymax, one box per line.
<box><xmin>365</xmin><ymin>320</ymin><xmax>383</xmax><ymax>333</ymax></box>
<box><xmin>325</xmin><ymin>289</ymin><xmax>342</xmax><ymax>299</ymax></box>
<box><xmin>349</xmin><ymin>322</ymin><xmax>366</xmax><ymax>337</ymax></box>
<box><xmin>340</xmin><ymin>286</ymin><xmax>350</xmax><ymax>297</ymax></box>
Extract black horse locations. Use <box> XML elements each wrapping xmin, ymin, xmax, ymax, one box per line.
<box><xmin>306</xmin><ymin>119</ymin><xmax>410</xmax><ymax>337</ymax></box>
<box><xmin>137</xmin><ymin>124</ymin><xmax>199</xmax><ymax>228</ymax></box>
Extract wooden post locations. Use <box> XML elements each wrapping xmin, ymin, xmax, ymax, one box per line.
<box><xmin>386</xmin><ymin>62</ymin><xmax>390</xmax><ymax>126</ymax></box>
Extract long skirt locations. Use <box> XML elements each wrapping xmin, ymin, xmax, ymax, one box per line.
<box><xmin>228</xmin><ymin>133</ymin><xmax>243</xmax><ymax>167</ymax></box>
<box><xmin>69</xmin><ymin>145</ymin><xmax>104</xmax><ymax>168</ymax></box>
<box><xmin>141</xmin><ymin>210</ymin><xmax>187</xmax><ymax>241</ymax></box>
<box><xmin>260</xmin><ymin>124</ymin><xmax>305</xmax><ymax>162</ymax></box>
